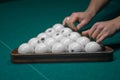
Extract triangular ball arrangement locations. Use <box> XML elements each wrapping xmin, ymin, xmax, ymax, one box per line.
<box><xmin>18</xmin><ymin>23</ymin><xmax>102</xmax><ymax>54</ymax></box>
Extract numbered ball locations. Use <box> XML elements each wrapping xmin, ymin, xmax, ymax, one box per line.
<box><xmin>60</xmin><ymin>37</ymin><xmax>73</xmax><ymax>51</ymax></box>
<box><xmin>76</xmin><ymin>36</ymin><xmax>90</xmax><ymax>47</ymax></box>
<box><xmin>35</xmin><ymin>43</ymin><xmax>49</xmax><ymax>54</ymax></box>
<box><xmin>44</xmin><ymin>37</ymin><xmax>56</xmax><ymax>52</ymax></box>
<box><xmin>60</xmin><ymin>27</ymin><xmax>72</xmax><ymax>36</ymax></box>
<box><xmin>52</xmin><ymin>23</ymin><xmax>64</xmax><ymax>32</ymax></box>
<box><xmin>68</xmin><ymin>42</ymin><xmax>83</xmax><ymax>53</ymax></box>
<box><xmin>52</xmin><ymin>32</ymin><xmax>65</xmax><ymax>42</ymax></box>
<box><xmin>37</xmin><ymin>33</ymin><xmax>49</xmax><ymax>43</ymax></box>
<box><xmin>18</xmin><ymin>43</ymin><xmax>34</xmax><ymax>54</ymax></box>
<box><xmin>28</xmin><ymin>37</ymin><xmax>39</xmax><ymax>48</ymax></box>
<box><xmin>85</xmin><ymin>41</ymin><xmax>102</xmax><ymax>52</ymax></box>
<box><xmin>68</xmin><ymin>32</ymin><xmax>81</xmax><ymax>41</ymax></box>
<box><xmin>52</xmin><ymin>42</ymin><xmax>65</xmax><ymax>53</ymax></box>
<box><xmin>45</xmin><ymin>28</ymin><xmax>56</xmax><ymax>37</ymax></box>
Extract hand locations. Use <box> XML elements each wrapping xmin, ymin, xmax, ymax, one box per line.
<box><xmin>82</xmin><ymin>16</ymin><xmax>120</xmax><ymax>43</ymax></box>
<box><xmin>62</xmin><ymin>11</ymin><xmax>95</xmax><ymax>31</ymax></box>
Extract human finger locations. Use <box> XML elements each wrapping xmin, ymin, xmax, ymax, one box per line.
<box><xmin>81</xmin><ymin>29</ymin><xmax>89</xmax><ymax>36</ymax></box>
<box><xmin>91</xmin><ymin>27</ymin><xmax>102</xmax><ymax>39</ymax></box>
<box><xmin>76</xmin><ymin>20</ymin><xmax>88</xmax><ymax>30</ymax></box>
<box><xmin>62</xmin><ymin>17</ymin><xmax>69</xmax><ymax>26</ymax></box>
<box><xmin>96</xmin><ymin>33</ymin><xmax>108</xmax><ymax>43</ymax></box>
<box><xmin>66</xmin><ymin>16</ymin><xmax>78</xmax><ymax>31</ymax></box>
<box><xmin>88</xmin><ymin>23</ymin><xmax>99</xmax><ymax>38</ymax></box>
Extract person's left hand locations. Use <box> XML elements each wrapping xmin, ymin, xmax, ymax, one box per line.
<box><xmin>82</xmin><ymin>16</ymin><xmax>120</xmax><ymax>43</ymax></box>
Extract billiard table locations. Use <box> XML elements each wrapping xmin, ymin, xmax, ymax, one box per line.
<box><xmin>0</xmin><ymin>0</ymin><xmax>120</xmax><ymax>80</ymax></box>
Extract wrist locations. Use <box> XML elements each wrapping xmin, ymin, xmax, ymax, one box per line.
<box><xmin>112</xmin><ymin>16</ymin><xmax>120</xmax><ymax>30</ymax></box>
<box><xmin>85</xmin><ymin>9</ymin><xmax>96</xmax><ymax>18</ymax></box>
<box><xmin>117</xmin><ymin>16</ymin><xmax>120</xmax><ymax>30</ymax></box>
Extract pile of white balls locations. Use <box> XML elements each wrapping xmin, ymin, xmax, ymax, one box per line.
<box><xmin>18</xmin><ymin>23</ymin><xmax>102</xmax><ymax>54</ymax></box>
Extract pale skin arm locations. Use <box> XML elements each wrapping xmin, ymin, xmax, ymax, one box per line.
<box><xmin>82</xmin><ymin>16</ymin><xmax>120</xmax><ymax>43</ymax></box>
<box><xmin>62</xmin><ymin>0</ymin><xmax>109</xmax><ymax>31</ymax></box>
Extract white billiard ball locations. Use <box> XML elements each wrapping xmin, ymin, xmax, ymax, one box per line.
<box><xmin>52</xmin><ymin>42</ymin><xmax>65</xmax><ymax>53</ymax></box>
<box><xmin>37</xmin><ymin>32</ymin><xmax>49</xmax><ymax>43</ymax></box>
<box><xmin>76</xmin><ymin>36</ymin><xmax>90</xmax><ymax>47</ymax></box>
<box><xmin>60</xmin><ymin>27</ymin><xmax>72</xmax><ymax>36</ymax></box>
<box><xmin>85</xmin><ymin>41</ymin><xmax>102</xmax><ymax>52</ymax></box>
<box><xmin>45</xmin><ymin>28</ymin><xmax>56</xmax><ymax>37</ymax></box>
<box><xmin>68</xmin><ymin>42</ymin><xmax>83</xmax><ymax>53</ymax></box>
<box><xmin>44</xmin><ymin>37</ymin><xmax>56</xmax><ymax>52</ymax></box>
<box><xmin>35</xmin><ymin>43</ymin><xmax>49</xmax><ymax>54</ymax></box>
<box><xmin>28</xmin><ymin>37</ymin><xmax>39</xmax><ymax>48</ymax></box>
<box><xmin>67</xmin><ymin>32</ymin><xmax>81</xmax><ymax>41</ymax></box>
<box><xmin>18</xmin><ymin>43</ymin><xmax>34</xmax><ymax>54</ymax></box>
<box><xmin>60</xmin><ymin>37</ymin><xmax>73</xmax><ymax>51</ymax></box>
<box><xmin>52</xmin><ymin>32</ymin><xmax>65</xmax><ymax>42</ymax></box>
<box><xmin>52</xmin><ymin>23</ymin><xmax>64</xmax><ymax>32</ymax></box>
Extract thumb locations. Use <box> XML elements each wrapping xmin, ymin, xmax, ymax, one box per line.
<box><xmin>81</xmin><ymin>29</ymin><xmax>89</xmax><ymax>36</ymax></box>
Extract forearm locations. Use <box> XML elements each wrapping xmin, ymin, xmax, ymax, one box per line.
<box><xmin>85</xmin><ymin>0</ymin><xmax>109</xmax><ymax>17</ymax></box>
<box><xmin>113</xmin><ymin>16</ymin><xmax>120</xmax><ymax>30</ymax></box>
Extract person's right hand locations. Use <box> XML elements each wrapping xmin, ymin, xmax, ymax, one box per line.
<box><xmin>62</xmin><ymin>11</ymin><xmax>95</xmax><ymax>31</ymax></box>
<box><xmin>82</xmin><ymin>16</ymin><xmax>120</xmax><ymax>43</ymax></box>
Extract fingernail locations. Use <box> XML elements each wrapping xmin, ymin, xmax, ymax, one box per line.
<box><xmin>96</xmin><ymin>40</ymin><xmax>101</xmax><ymax>43</ymax></box>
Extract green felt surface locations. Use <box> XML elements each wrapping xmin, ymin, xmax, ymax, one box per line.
<box><xmin>0</xmin><ymin>0</ymin><xmax>120</xmax><ymax>80</ymax></box>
